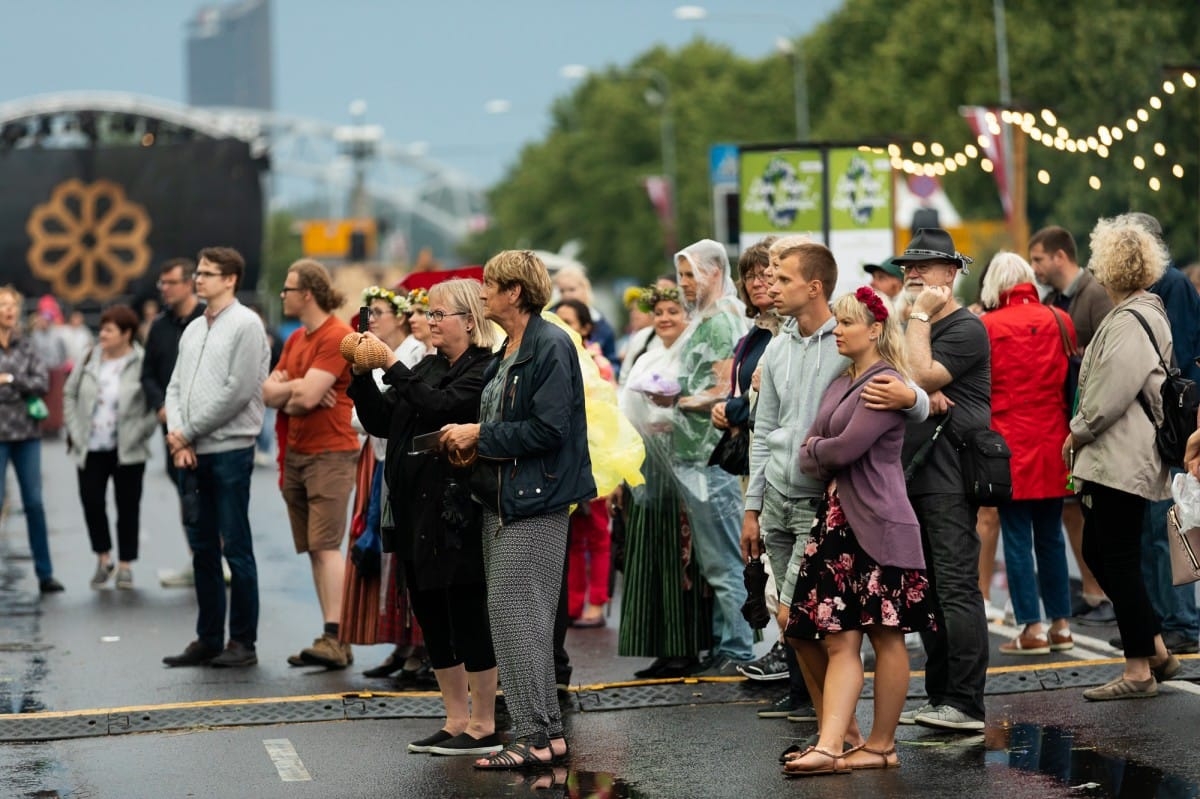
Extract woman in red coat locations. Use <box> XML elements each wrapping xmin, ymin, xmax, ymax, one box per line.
<box><xmin>981</xmin><ymin>252</ymin><xmax>1078</xmax><ymax>656</ymax></box>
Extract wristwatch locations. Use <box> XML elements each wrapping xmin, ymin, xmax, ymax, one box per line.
<box><xmin>909</xmin><ymin>312</ymin><xmax>931</xmax><ymax>323</ymax></box>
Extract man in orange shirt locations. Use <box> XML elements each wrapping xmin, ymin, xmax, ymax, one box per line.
<box><xmin>263</xmin><ymin>259</ymin><xmax>359</xmax><ymax>668</ymax></box>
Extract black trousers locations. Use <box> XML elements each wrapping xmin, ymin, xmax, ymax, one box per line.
<box><xmin>78</xmin><ymin>450</ymin><xmax>145</xmax><ymax>562</ymax></box>
<box><xmin>912</xmin><ymin>492</ymin><xmax>989</xmax><ymax>721</ymax></box>
<box><xmin>406</xmin><ymin>570</ymin><xmax>496</xmax><ymax>672</ymax></box>
<box><xmin>1081</xmin><ymin>482</ymin><xmax>1159</xmax><ymax>659</ymax></box>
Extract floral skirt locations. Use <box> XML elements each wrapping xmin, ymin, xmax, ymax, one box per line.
<box><xmin>786</xmin><ymin>483</ymin><xmax>936</xmax><ymax>639</ymax></box>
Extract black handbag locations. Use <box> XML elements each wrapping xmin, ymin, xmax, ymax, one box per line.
<box><xmin>708</xmin><ymin>427</ymin><xmax>750</xmax><ymax>476</ymax></box>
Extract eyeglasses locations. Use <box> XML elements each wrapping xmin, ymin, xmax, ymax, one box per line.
<box><xmin>194</xmin><ymin>270</ymin><xmax>224</xmax><ymax>280</ymax></box>
<box><xmin>743</xmin><ymin>269</ymin><xmax>769</xmax><ymax>284</ymax></box>
<box><xmin>424</xmin><ymin>310</ymin><xmax>468</xmax><ymax>323</ymax></box>
<box><xmin>279</xmin><ymin>286</ymin><xmax>304</xmax><ymax>294</ymax></box>
<box><xmin>901</xmin><ymin>263</ymin><xmax>951</xmax><ymax>275</ymax></box>
<box><xmin>368</xmin><ymin>308</ymin><xmax>394</xmax><ymax>319</ymax></box>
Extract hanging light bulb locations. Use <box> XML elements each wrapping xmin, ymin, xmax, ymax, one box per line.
<box><xmin>1099</xmin><ymin>128</ymin><xmax>1112</xmax><ymax>145</ymax></box>
<box><xmin>890</xmin><ymin>156</ymin><xmax>904</xmax><ymax>170</ymax></box>
<box><xmin>933</xmin><ymin>162</ymin><xmax>946</xmax><ymax>176</ymax></box>
<box><xmin>1023</xmin><ymin>112</ymin><xmax>1035</xmax><ymax>128</ymax></box>
<box><xmin>1041</xmin><ymin>108</ymin><xmax>1057</xmax><ymax>126</ymax></box>
<box><xmin>1136</xmin><ymin>108</ymin><xmax>1149</xmax><ymax>122</ymax></box>
<box><xmin>930</xmin><ymin>142</ymin><xmax>945</xmax><ymax>157</ymax></box>
<box><xmin>1088</xmin><ymin>175</ymin><xmax>1101</xmax><ymax>190</ymax></box>
<box><xmin>1182</xmin><ymin>72</ymin><xmax>1196</xmax><ymax>88</ymax></box>
<box><xmin>1097</xmin><ymin>144</ymin><xmax>1109</xmax><ymax>157</ymax></box>
<box><xmin>964</xmin><ymin>144</ymin><xmax>979</xmax><ymax>159</ymax></box>
<box><xmin>1163</xmin><ymin>80</ymin><xmax>1176</xmax><ymax>95</ymax></box>
<box><xmin>1065</xmin><ymin>139</ymin><xmax>1078</xmax><ymax>152</ymax></box>
<box><xmin>1037</xmin><ymin>170</ymin><xmax>1051</xmax><ymax>185</ymax></box>
<box><xmin>944</xmin><ymin>158</ymin><xmax>958</xmax><ymax>172</ymax></box>
<box><xmin>912</xmin><ymin>141</ymin><xmax>926</xmax><ymax>156</ymax></box>
<box><xmin>954</xmin><ymin>152</ymin><xmax>968</xmax><ymax>166</ymax></box>
<box><xmin>1056</xmin><ymin>126</ymin><xmax>1069</xmax><ymax>139</ymax></box>
<box><xmin>887</xmin><ymin>143</ymin><xmax>901</xmax><ymax>158</ymax></box>
<box><xmin>1153</xmin><ymin>142</ymin><xmax>1166</xmax><ymax>156</ymax></box>
<box><xmin>1112</xmin><ymin>127</ymin><xmax>1124</xmax><ymax>141</ymax></box>
<box><xmin>1148</xmin><ymin>177</ymin><xmax>1161</xmax><ymax>191</ymax></box>
<box><xmin>980</xmin><ymin>158</ymin><xmax>994</xmax><ymax>173</ymax></box>
<box><xmin>1173</xmin><ymin>164</ymin><xmax>1185</xmax><ymax>178</ymax></box>
<box><xmin>1086</xmin><ymin>136</ymin><xmax>1099</xmax><ymax>149</ymax></box>
<box><xmin>1133</xmin><ymin>156</ymin><xmax>1146</xmax><ymax>170</ymax></box>
<box><xmin>1126</xmin><ymin>118</ymin><xmax>1139</xmax><ymax>132</ymax></box>
<box><xmin>1149</xmin><ymin>96</ymin><xmax>1162</xmax><ymax>110</ymax></box>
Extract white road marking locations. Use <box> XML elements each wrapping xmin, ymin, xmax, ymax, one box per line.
<box><xmin>988</xmin><ymin>621</ymin><xmax>1111</xmax><ymax>661</ymax></box>
<box><xmin>1164</xmin><ymin>679</ymin><xmax>1200</xmax><ymax>696</ymax></box>
<box><xmin>264</xmin><ymin>738</ymin><xmax>312</xmax><ymax>782</ymax></box>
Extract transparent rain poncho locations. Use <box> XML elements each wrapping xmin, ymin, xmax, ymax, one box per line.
<box><xmin>619</xmin><ymin>324</ymin><xmax>688</xmax><ymax>477</ymax></box>
<box><xmin>671</xmin><ymin>240</ymin><xmax>748</xmax><ymax>464</ymax></box>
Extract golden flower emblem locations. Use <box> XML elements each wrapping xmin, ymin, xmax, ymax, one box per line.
<box><xmin>26</xmin><ymin>179</ymin><xmax>152</xmax><ymax>303</ymax></box>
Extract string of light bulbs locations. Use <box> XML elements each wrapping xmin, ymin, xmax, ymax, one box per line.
<box><xmin>888</xmin><ymin>70</ymin><xmax>1197</xmax><ymax>191</ymax></box>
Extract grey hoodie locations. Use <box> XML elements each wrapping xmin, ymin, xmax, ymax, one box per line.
<box><xmin>746</xmin><ymin>315</ymin><xmax>929</xmax><ymax>511</ymax></box>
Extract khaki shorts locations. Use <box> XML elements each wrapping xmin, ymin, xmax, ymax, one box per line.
<box><xmin>282</xmin><ymin>449</ymin><xmax>358</xmax><ymax>553</ymax></box>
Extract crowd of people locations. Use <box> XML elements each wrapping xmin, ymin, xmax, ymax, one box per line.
<box><xmin>2</xmin><ymin>210</ymin><xmax>1199</xmax><ymax>777</ymax></box>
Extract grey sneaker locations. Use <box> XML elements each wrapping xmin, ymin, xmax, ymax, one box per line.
<box><xmin>1076</xmin><ymin>600</ymin><xmax>1116</xmax><ymax>626</ymax></box>
<box><xmin>90</xmin><ymin>562</ymin><xmax>114</xmax><ymax>588</ymax></box>
<box><xmin>898</xmin><ymin>702</ymin><xmax>935</xmax><ymax>725</ymax></box>
<box><xmin>738</xmin><ymin>640</ymin><xmax>790</xmax><ymax>681</ymax></box>
<box><xmin>914</xmin><ymin>704</ymin><xmax>985</xmax><ymax>731</ymax></box>
<box><xmin>115</xmin><ymin>567</ymin><xmax>133</xmax><ymax>590</ymax></box>
<box><xmin>158</xmin><ymin>566</ymin><xmax>195</xmax><ymax>588</ymax></box>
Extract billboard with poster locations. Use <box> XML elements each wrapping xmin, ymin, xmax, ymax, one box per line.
<box><xmin>737</xmin><ymin>144</ymin><xmax>894</xmax><ymax>298</ymax></box>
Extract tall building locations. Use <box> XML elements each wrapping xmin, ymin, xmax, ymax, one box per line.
<box><xmin>186</xmin><ymin>0</ymin><xmax>273</xmax><ymax>110</ymax></box>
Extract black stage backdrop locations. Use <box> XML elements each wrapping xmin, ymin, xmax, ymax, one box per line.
<box><xmin>0</xmin><ymin>138</ymin><xmax>262</xmax><ymax>306</ymax></box>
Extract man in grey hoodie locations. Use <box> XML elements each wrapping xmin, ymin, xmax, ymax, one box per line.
<box><xmin>743</xmin><ymin>239</ymin><xmax>927</xmax><ymax>731</ymax></box>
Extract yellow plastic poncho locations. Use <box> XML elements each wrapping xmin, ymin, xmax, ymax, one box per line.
<box><xmin>541</xmin><ymin>311</ymin><xmax>645</xmax><ymax>495</ymax></box>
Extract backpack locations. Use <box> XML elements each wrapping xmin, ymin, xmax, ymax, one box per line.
<box><xmin>1125</xmin><ymin>309</ymin><xmax>1200</xmax><ymax>469</ymax></box>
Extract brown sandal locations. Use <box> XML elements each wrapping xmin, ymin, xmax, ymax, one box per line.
<box><xmin>844</xmin><ymin>744</ymin><xmax>900</xmax><ymax>770</ymax></box>
<box><xmin>781</xmin><ymin>746</ymin><xmax>850</xmax><ymax>778</ymax></box>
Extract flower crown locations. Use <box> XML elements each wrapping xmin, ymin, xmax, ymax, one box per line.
<box><xmin>407</xmin><ymin>287</ymin><xmax>430</xmax><ymax>309</ymax></box>
<box><xmin>362</xmin><ymin>285</ymin><xmax>410</xmax><ymax>315</ymax></box>
<box><xmin>854</xmin><ymin>286</ymin><xmax>889</xmax><ymax>323</ymax></box>
<box><xmin>634</xmin><ymin>285</ymin><xmax>684</xmax><ymax>313</ymax></box>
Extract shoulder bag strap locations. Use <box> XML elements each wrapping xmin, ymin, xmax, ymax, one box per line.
<box><xmin>1123</xmin><ymin>308</ymin><xmax>1170</xmax><ymax>429</ymax></box>
<box><xmin>1047</xmin><ymin>306</ymin><xmax>1076</xmax><ymax>358</ymax></box>
<box><xmin>904</xmin><ymin>406</ymin><xmax>954</xmax><ymax>482</ymax></box>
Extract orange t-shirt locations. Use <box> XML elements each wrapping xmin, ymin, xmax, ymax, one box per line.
<box><xmin>279</xmin><ymin>315</ymin><xmax>358</xmax><ymax>454</ymax></box>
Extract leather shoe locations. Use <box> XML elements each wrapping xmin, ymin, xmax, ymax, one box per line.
<box><xmin>363</xmin><ymin>650</ymin><xmax>407</xmax><ymax>678</ymax></box>
<box><xmin>210</xmin><ymin>640</ymin><xmax>257</xmax><ymax>668</ymax></box>
<box><xmin>164</xmin><ymin>640</ymin><xmax>221</xmax><ymax>667</ymax></box>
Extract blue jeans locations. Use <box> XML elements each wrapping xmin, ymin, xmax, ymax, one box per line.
<box><xmin>1141</xmin><ymin>488</ymin><xmax>1200</xmax><ymax>639</ymax></box>
<box><xmin>181</xmin><ymin>447</ymin><xmax>258</xmax><ymax>649</ymax></box>
<box><xmin>0</xmin><ymin>439</ymin><xmax>52</xmax><ymax>581</ymax></box>
<box><xmin>673</xmin><ymin>463</ymin><xmax>753</xmax><ymax>661</ymax></box>
<box><xmin>999</xmin><ymin>498</ymin><xmax>1071</xmax><ymax>625</ymax></box>
<box><xmin>256</xmin><ymin>407</ymin><xmax>276</xmax><ymax>454</ymax></box>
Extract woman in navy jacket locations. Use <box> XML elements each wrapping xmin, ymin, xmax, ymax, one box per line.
<box><xmin>441</xmin><ymin>250</ymin><xmax>595</xmax><ymax>770</ymax></box>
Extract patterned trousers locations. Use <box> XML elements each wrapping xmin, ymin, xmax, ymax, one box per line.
<box><xmin>482</xmin><ymin>508</ymin><xmax>569</xmax><ymax>745</ymax></box>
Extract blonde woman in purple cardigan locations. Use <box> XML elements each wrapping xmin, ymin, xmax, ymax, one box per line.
<box><xmin>782</xmin><ymin>287</ymin><xmax>936</xmax><ymax>778</ymax></box>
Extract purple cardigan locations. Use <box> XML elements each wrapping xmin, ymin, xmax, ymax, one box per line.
<box><xmin>799</xmin><ymin>361</ymin><xmax>924</xmax><ymax>570</ymax></box>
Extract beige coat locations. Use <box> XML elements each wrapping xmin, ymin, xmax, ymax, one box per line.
<box><xmin>1069</xmin><ymin>292</ymin><xmax>1172</xmax><ymax>501</ymax></box>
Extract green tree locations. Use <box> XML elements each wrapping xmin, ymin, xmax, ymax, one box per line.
<box><xmin>259</xmin><ymin>210</ymin><xmax>302</xmax><ymax>319</ymax></box>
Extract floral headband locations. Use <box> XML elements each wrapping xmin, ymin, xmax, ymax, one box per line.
<box><xmin>406</xmin><ymin>287</ymin><xmax>430</xmax><ymax>309</ymax></box>
<box><xmin>634</xmin><ymin>285</ymin><xmax>684</xmax><ymax>313</ymax></box>
<box><xmin>363</xmin><ymin>285</ymin><xmax>410</xmax><ymax>315</ymax></box>
<box><xmin>854</xmin><ymin>286</ymin><xmax>889</xmax><ymax>323</ymax></box>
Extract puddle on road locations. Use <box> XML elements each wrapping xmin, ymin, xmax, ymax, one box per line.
<box><xmin>988</xmin><ymin>722</ymin><xmax>1200</xmax><ymax>797</ymax></box>
<box><xmin>505</xmin><ymin>768</ymin><xmax>640</xmax><ymax>798</ymax></box>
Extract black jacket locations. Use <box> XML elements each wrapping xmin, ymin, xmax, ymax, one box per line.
<box><xmin>140</xmin><ymin>302</ymin><xmax>206</xmax><ymax>415</ymax></box>
<box><xmin>474</xmin><ymin>313</ymin><xmax>596</xmax><ymax>521</ymax></box>
<box><xmin>348</xmin><ymin>346</ymin><xmax>491</xmax><ymax>591</ymax></box>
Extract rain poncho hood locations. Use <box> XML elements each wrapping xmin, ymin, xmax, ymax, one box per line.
<box><xmin>674</xmin><ymin>239</ymin><xmax>745</xmax><ymax>321</ymax></box>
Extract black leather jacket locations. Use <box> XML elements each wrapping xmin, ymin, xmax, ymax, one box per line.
<box><xmin>474</xmin><ymin>313</ymin><xmax>596</xmax><ymax>521</ymax></box>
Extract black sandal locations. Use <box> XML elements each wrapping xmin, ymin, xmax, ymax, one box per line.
<box><xmin>474</xmin><ymin>741</ymin><xmax>554</xmax><ymax>770</ymax></box>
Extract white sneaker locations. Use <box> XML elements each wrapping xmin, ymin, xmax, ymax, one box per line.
<box><xmin>158</xmin><ymin>566</ymin><xmax>194</xmax><ymax>588</ymax></box>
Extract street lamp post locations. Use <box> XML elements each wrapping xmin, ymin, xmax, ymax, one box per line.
<box><xmin>333</xmin><ymin>99</ymin><xmax>382</xmax><ymax>219</ymax></box>
<box><xmin>673</xmin><ymin>4</ymin><xmax>810</xmax><ymax>141</ymax></box>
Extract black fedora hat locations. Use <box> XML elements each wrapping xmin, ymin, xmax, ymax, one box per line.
<box><xmin>894</xmin><ymin>228</ymin><xmax>975</xmax><ymax>274</ymax></box>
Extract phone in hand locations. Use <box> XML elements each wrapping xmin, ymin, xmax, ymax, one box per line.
<box><xmin>358</xmin><ymin>306</ymin><xmax>370</xmax><ymax>333</ymax></box>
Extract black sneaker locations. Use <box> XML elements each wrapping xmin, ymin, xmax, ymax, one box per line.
<box><xmin>210</xmin><ymin>640</ymin><xmax>257</xmax><ymax>668</ymax></box>
<box><xmin>738</xmin><ymin>640</ymin><xmax>790</xmax><ymax>681</ymax></box>
<box><xmin>163</xmin><ymin>640</ymin><xmax>221</xmax><ymax>667</ymax></box>
<box><xmin>428</xmin><ymin>732</ymin><xmax>505</xmax><ymax>756</ymax></box>
<box><xmin>38</xmin><ymin>578</ymin><xmax>65</xmax><ymax>594</ymax></box>
<box><xmin>757</xmin><ymin>694</ymin><xmax>796</xmax><ymax>719</ymax></box>
<box><xmin>695</xmin><ymin>656</ymin><xmax>751</xmax><ymax>678</ymax></box>
<box><xmin>1162</xmin><ymin>630</ymin><xmax>1200</xmax><ymax>655</ymax></box>
<box><xmin>408</xmin><ymin>729</ymin><xmax>454</xmax><ymax>753</ymax></box>
<box><xmin>786</xmin><ymin>702</ymin><xmax>819</xmax><ymax>723</ymax></box>
<box><xmin>1076</xmin><ymin>600</ymin><xmax>1116</xmax><ymax>625</ymax></box>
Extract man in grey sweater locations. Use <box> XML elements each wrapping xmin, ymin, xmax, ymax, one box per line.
<box><xmin>162</xmin><ymin>247</ymin><xmax>270</xmax><ymax>669</ymax></box>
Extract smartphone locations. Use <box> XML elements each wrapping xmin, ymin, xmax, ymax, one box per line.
<box><xmin>408</xmin><ymin>430</ymin><xmax>443</xmax><ymax>455</ymax></box>
<box><xmin>358</xmin><ymin>306</ymin><xmax>370</xmax><ymax>333</ymax></box>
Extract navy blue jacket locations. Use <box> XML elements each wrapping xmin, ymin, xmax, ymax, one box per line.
<box><xmin>724</xmin><ymin>324</ymin><xmax>773</xmax><ymax>429</ymax></box>
<box><xmin>1150</xmin><ymin>264</ymin><xmax>1200</xmax><ymax>384</ymax></box>
<box><xmin>474</xmin><ymin>313</ymin><xmax>596</xmax><ymax>521</ymax></box>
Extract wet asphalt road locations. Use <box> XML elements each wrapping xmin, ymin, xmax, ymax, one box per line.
<box><xmin>2</xmin><ymin>438</ymin><xmax>1200</xmax><ymax>798</ymax></box>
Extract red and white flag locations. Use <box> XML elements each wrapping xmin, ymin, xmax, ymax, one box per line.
<box><xmin>960</xmin><ymin>106</ymin><xmax>1012</xmax><ymax>221</ymax></box>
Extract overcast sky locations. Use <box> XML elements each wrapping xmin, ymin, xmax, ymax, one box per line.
<box><xmin>0</xmin><ymin>0</ymin><xmax>840</xmax><ymax>187</ymax></box>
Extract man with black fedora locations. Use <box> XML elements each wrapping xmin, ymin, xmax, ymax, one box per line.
<box><xmin>863</xmin><ymin>257</ymin><xmax>904</xmax><ymax>303</ymax></box>
<box><xmin>888</xmin><ymin>227</ymin><xmax>992</xmax><ymax>731</ymax></box>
